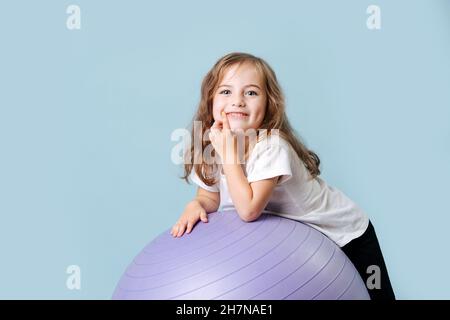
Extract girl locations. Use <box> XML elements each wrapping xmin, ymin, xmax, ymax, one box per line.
<box><xmin>170</xmin><ymin>52</ymin><xmax>395</xmax><ymax>300</ymax></box>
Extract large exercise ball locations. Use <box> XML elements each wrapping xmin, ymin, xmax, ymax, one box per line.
<box><xmin>113</xmin><ymin>210</ymin><xmax>370</xmax><ymax>300</ymax></box>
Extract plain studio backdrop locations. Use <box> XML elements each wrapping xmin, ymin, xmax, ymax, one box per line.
<box><xmin>0</xmin><ymin>0</ymin><xmax>449</xmax><ymax>299</ymax></box>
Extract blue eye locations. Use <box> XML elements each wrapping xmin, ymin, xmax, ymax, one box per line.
<box><xmin>219</xmin><ymin>89</ymin><xmax>231</xmax><ymax>95</ymax></box>
<box><xmin>246</xmin><ymin>90</ymin><xmax>258</xmax><ymax>96</ymax></box>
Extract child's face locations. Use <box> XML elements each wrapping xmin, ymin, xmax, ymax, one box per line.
<box><xmin>212</xmin><ymin>63</ymin><xmax>267</xmax><ymax>131</ymax></box>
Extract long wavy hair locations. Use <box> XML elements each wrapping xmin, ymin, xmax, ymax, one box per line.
<box><xmin>182</xmin><ymin>52</ymin><xmax>320</xmax><ymax>186</ymax></box>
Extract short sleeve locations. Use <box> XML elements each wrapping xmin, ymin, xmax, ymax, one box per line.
<box><xmin>189</xmin><ymin>169</ymin><xmax>220</xmax><ymax>192</ymax></box>
<box><xmin>246</xmin><ymin>138</ymin><xmax>293</xmax><ymax>185</ymax></box>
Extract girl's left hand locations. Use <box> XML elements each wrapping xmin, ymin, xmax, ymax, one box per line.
<box><xmin>209</xmin><ymin>111</ymin><xmax>238</xmax><ymax>164</ymax></box>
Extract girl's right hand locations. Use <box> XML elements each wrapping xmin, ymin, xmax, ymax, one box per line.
<box><xmin>170</xmin><ymin>200</ymin><xmax>208</xmax><ymax>237</ymax></box>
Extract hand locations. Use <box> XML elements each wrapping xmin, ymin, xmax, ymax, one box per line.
<box><xmin>209</xmin><ymin>111</ymin><xmax>238</xmax><ymax>164</ymax></box>
<box><xmin>170</xmin><ymin>200</ymin><xmax>208</xmax><ymax>237</ymax></box>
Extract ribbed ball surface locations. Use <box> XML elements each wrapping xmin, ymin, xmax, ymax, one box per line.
<box><xmin>113</xmin><ymin>210</ymin><xmax>369</xmax><ymax>300</ymax></box>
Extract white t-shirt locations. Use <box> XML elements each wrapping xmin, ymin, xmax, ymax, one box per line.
<box><xmin>189</xmin><ymin>134</ymin><xmax>369</xmax><ymax>247</ymax></box>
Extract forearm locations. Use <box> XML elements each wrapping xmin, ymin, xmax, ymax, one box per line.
<box><xmin>191</xmin><ymin>195</ymin><xmax>219</xmax><ymax>213</ymax></box>
<box><xmin>222</xmin><ymin>163</ymin><xmax>255</xmax><ymax>220</ymax></box>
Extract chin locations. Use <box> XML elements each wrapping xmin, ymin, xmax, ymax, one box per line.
<box><xmin>230</xmin><ymin>125</ymin><xmax>247</xmax><ymax>132</ymax></box>
<box><xmin>229</xmin><ymin>121</ymin><xmax>248</xmax><ymax>131</ymax></box>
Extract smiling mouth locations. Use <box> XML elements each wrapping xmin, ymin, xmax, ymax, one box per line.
<box><xmin>226</xmin><ymin>112</ymin><xmax>249</xmax><ymax>118</ymax></box>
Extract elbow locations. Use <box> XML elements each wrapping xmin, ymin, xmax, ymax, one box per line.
<box><xmin>238</xmin><ymin>209</ymin><xmax>261</xmax><ymax>223</ymax></box>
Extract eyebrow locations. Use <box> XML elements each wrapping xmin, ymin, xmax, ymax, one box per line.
<box><xmin>218</xmin><ymin>84</ymin><xmax>261</xmax><ymax>90</ymax></box>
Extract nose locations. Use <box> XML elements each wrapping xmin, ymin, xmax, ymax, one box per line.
<box><xmin>232</xmin><ymin>98</ymin><xmax>245</xmax><ymax>108</ymax></box>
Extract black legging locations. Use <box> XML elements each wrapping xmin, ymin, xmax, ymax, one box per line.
<box><xmin>341</xmin><ymin>221</ymin><xmax>396</xmax><ymax>300</ymax></box>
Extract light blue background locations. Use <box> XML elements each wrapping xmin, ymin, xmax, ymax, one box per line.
<box><xmin>0</xmin><ymin>0</ymin><xmax>449</xmax><ymax>299</ymax></box>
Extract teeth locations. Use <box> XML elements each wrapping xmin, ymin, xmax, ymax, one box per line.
<box><xmin>227</xmin><ymin>112</ymin><xmax>248</xmax><ymax>117</ymax></box>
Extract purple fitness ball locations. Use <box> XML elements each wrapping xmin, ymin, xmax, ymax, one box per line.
<box><xmin>112</xmin><ymin>210</ymin><xmax>370</xmax><ymax>300</ymax></box>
